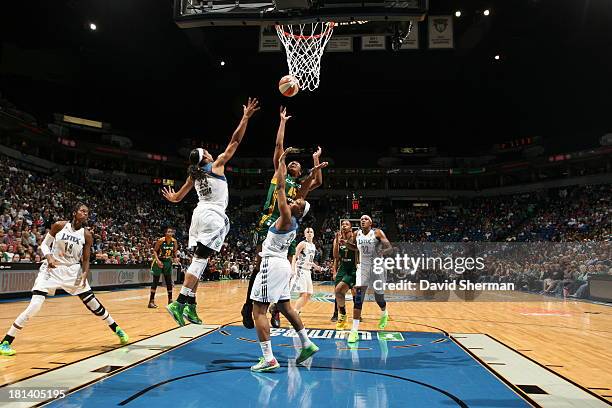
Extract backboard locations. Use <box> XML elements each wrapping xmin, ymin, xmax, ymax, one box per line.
<box><xmin>174</xmin><ymin>0</ymin><xmax>428</xmax><ymax>28</ymax></box>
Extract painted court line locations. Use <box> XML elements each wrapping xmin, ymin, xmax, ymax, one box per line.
<box><xmin>451</xmin><ymin>333</ymin><xmax>610</xmax><ymax>408</ymax></box>
<box><xmin>0</xmin><ymin>324</ymin><xmax>218</xmax><ymax>408</ymax></box>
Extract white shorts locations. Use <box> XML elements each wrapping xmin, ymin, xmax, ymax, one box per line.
<box><xmin>189</xmin><ymin>204</ymin><xmax>230</xmax><ymax>251</ymax></box>
<box><xmin>290</xmin><ymin>268</ymin><xmax>313</xmax><ymax>294</ymax></box>
<box><xmin>32</xmin><ymin>262</ymin><xmax>91</xmax><ymax>296</ymax></box>
<box><xmin>356</xmin><ymin>264</ymin><xmax>385</xmax><ymax>294</ymax></box>
<box><xmin>251</xmin><ymin>256</ymin><xmax>292</xmax><ymax>304</ymax></box>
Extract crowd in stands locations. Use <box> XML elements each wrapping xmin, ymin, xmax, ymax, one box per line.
<box><xmin>1</xmin><ymin>153</ymin><xmax>610</xmax><ymax>299</ymax></box>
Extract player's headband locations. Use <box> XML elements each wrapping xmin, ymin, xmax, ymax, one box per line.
<box><xmin>196</xmin><ymin>148</ymin><xmax>205</xmax><ymax>165</ymax></box>
<box><xmin>302</xmin><ymin>201</ymin><xmax>311</xmax><ymax>219</ymax></box>
<box><xmin>361</xmin><ymin>215</ymin><xmax>372</xmax><ymax>222</ymax></box>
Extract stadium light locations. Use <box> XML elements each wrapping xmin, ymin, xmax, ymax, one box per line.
<box><xmin>494</xmin><ymin>54</ymin><xmax>500</xmax><ymax>60</ymax></box>
<box><xmin>455</xmin><ymin>10</ymin><xmax>461</xmax><ymax>17</ymax></box>
<box><xmin>220</xmin><ymin>60</ymin><xmax>226</xmax><ymax>66</ymax></box>
<box><xmin>483</xmin><ymin>9</ymin><xmax>490</xmax><ymax>16</ymax></box>
<box><xmin>89</xmin><ymin>23</ymin><xmax>97</xmax><ymax>31</ymax></box>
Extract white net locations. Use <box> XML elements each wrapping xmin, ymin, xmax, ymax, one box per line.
<box><xmin>275</xmin><ymin>22</ymin><xmax>335</xmax><ymax>91</ymax></box>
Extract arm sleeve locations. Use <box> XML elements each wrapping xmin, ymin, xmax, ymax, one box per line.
<box><xmin>40</xmin><ymin>233</ymin><xmax>55</xmax><ymax>257</ymax></box>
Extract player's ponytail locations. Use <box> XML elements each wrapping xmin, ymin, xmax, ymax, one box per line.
<box><xmin>188</xmin><ymin>149</ymin><xmax>206</xmax><ymax>181</ymax></box>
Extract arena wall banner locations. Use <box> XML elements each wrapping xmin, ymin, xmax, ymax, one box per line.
<box><xmin>0</xmin><ymin>264</ymin><xmax>176</xmax><ymax>295</ymax></box>
<box><xmin>428</xmin><ymin>15</ymin><xmax>453</xmax><ymax>49</ymax></box>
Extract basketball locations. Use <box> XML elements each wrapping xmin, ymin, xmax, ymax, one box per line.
<box><xmin>278</xmin><ymin>74</ymin><xmax>299</xmax><ymax>97</ymax></box>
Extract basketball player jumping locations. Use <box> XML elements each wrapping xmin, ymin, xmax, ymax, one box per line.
<box><xmin>250</xmin><ymin>148</ymin><xmax>319</xmax><ymax>372</ymax></box>
<box><xmin>290</xmin><ymin>227</ymin><xmax>320</xmax><ymax>314</ymax></box>
<box><xmin>162</xmin><ymin>97</ymin><xmax>260</xmax><ymax>327</ymax></box>
<box><xmin>0</xmin><ymin>203</ymin><xmax>129</xmax><ymax>356</ymax></box>
<box><xmin>148</xmin><ymin>227</ymin><xmax>178</xmax><ymax>309</ymax></box>
<box><xmin>242</xmin><ymin>107</ymin><xmax>326</xmax><ymax>329</ymax></box>
<box><xmin>347</xmin><ymin>215</ymin><xmax>393</xmax><ymax>343</ymax></box>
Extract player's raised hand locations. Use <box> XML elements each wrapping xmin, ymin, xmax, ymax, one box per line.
<box><xmin>279</xmin><ymin>147</ymin><xmax>298</xmax><ymax>163</ymax></box>
<box><xmin>162</xmin><ymin>186</ymin><xmax>179</xmax><ymax>203</ymax></box>
<box><xmin>280</xmin><ymin>106</ymin><xmax>292</xmax><ymax>121</ymax></box>
<box><xmin>243</xmin><ymin>97</ymin><xmax>260</xmax><ymax>118</ymax></box>
<box><xmin>313</xmin><ymin>146</ymin><xmax>322</xmax><ymax>159</ymax></box>
<box><xmin>313</xmin><ymin>161</ymin><xmax>329</xmax><ymax>171</ymax></box>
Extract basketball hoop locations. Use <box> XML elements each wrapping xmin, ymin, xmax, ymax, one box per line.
<box><xmin>275</xmin><ymin>22</ymin><xmax>335</xmax><ymax>91</ymax></box>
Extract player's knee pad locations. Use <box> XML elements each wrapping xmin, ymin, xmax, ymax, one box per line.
<box><xmin>195</xmin><ymin>243</ymin><xmax>214</xmax><ymax>258</ymax></box>
<box><xmin>78</xmin><ymin>291</ymin><xmax>94</xmax><ymax>302</ymax></box>
<box><xmin>375</xmin><ymin>293</ymin><xmax>387</xmax><ymax>309</ymax></box>
<box><xmin>353</xmin><ymin>288</ymin><xmax>364</xmax><ymax>310</ymax></box>
<box><xmin>186</xmin><ymin>257</ymin><xmax>209</xmax><ymax>279</ymax></box>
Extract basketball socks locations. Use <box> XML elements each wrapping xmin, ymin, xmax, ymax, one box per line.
<box><xmin>177</xmin><ymin>286</ymin><xmax>191</xmax><ymax>304</ymax></box>
<box><xmin>351</xmin><ymin>319</ymin><xmax>360</xmax><ymax>332</ymax></box>
<box><xmin>297</xmin><ymin>328</ymin><xmax>313</xmax><ymax>348</ymax></box>
<box><xmin>333</xmin><ymin>299</ymin><xmax>338</xmax><ymax>315</ymax></box>
<box><xmin>381</xmin><ymin>309</ymin><xmax>388</xmax><ymax>317</ymax></box>
<box><xmin>187</xmin><ymin>290</ymin><xmax>196</xmax><ymax>305</ymax></box>
<box><xmin>260</xmin><ymin>340</ymin><xmax>275</xmax><ymax>363</ymax></box>
<box><xmin>2</xmin><ymin>334</ymin><xmax>15</xmax><ymax>344</ymax></box>
<box><xmin>339</xmin><ymin>306</ymin><xmax>346</xmax><ymax>315</ymax></box>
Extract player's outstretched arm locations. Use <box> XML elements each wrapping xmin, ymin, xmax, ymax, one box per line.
<box><xmin>273</xmin><ymin>106</ymin><xmax>292</xmax><ymax>171</ymax></box>
<box><xmin>275</xmin><ymin>147</ymin><xmax>295</xmax><ymax>230</ymax></box>
<box><xmin>296</xmin><ymin>160</ymin><xmax>329</xmax><ymax>199</ymax></box>
<box><xmin>310</xmin><ymin>146</ymin><xmax>324</xmax><ymax>189</ymax></box>
<box><xmin>162</xmin><ymin>177</ymin><xmax>194</xmax><ymax>203</ymax></box>
<box><xmin>214</xmin><ymin>97</ymin><xmax>260</xmax><ymax>170</ymax></box>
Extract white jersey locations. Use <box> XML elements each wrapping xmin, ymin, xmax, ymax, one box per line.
<box><xmin>356</xmin><ymin>229</ymin><xmax>379</xmax><ymax>267</ymax></box>
<box><xmin>194</xmin><ymin>163</ymin><xmax>228</xmax><ymax>210</ymax></box>
<box><xmin>259</xmin><ymin>218</ymin><xmax>298</xmax><ymax>259</ymax></box>
<box><xmin>296</xmin><ymin>241</ymin><xmax>316</xmax><ymax>272</ymax></box>
<box><xmin>51</xmin><ymin>222</ymin><xmax>86</xmax><ymax>267</ymax></box>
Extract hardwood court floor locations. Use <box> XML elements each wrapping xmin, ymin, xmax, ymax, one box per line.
<box><xmin>0</xmin><ymin>280</ymin><xmax>610</xmax><ymax>401</ymax></box>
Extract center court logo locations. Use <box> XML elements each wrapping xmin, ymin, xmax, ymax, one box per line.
<box><xmin>271</xmin><ymin>328</ymin><xmax>372</xmax><ymax>340</ymax></box>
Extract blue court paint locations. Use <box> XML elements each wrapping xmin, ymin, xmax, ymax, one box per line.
<box><xmin>48</xmin><ymin>326</ymin><xmax>530</xmax><ymax>408</ymax></box>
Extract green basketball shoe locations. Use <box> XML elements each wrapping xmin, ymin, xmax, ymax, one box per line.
<box><xmin>183</xmin><ymin>304</ymin><xmax>202</xmax><ymax>324</ymax></box>
<box><xmin>0</xmin><ymin>341</ymin><xmax>15</xmax><ymax>356</ymax></box>
<box><xmin>166</xmin><ymin>301</ymin><xmax>186</xmax><ymax>326</ymax></box>
<box><xmin>115</xmin><ymin>327</ymin><xmax>129</xmax><ymax>345</ymax></box>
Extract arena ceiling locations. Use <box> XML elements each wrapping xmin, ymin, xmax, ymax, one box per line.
<box><xmin>0</xmin><ymin>0</ymin><xmax>610</xmax><ymax>163</ymax></box>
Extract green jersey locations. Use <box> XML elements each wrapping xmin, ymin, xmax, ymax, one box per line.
<box><xmin>157</xmin><ymin>238</ymin><xmax>176</xmax><ymax>260</ymax></box>
<box><xmin>338</xmin><ymin>242</ymin><xmax>357</xmax><ymax>270</ymax></box>
<box><xmin>257</xmin><ymin>175</ymin><xmax>301</xmax><ymax>229</ymax></box>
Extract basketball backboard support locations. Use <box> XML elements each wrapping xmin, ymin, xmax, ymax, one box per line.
<box><xmin>174</xmin><ymin>0</ymin><xmax>428</xmax><ymax>28</ymax></box>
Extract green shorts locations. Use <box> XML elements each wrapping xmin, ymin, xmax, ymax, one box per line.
<box><xmin>151</xmin><ymin>259</ymin><xmax>173</xmax><ymax>276</ymax></box>
<box><xmin>335</xmin><ymin>265</ymin><xmax>357</xmax><ymax>288</ymax></box>
<box><xmin>253</xmin><ymin>226</ymin><xmax>298</xmax><ymax>256</ymax></box>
